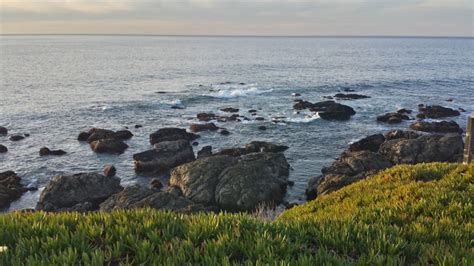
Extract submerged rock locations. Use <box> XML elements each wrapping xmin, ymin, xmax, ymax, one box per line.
<box><xmin>9</xmin><ymin>135</ymin><xmax>25</xmax><ymax>141</ymax></box>
<box><xmin>409</xmin><ymin>121</ymin><xmax>463</xmax><ymax>134</ymax></box>
<box><xmin>190</xmin><ymin>123</ymin><xmax>219</xmax><ymax>133</ymax></box>
<box><xmin>0</xmin><ymin>144</ymin><xmax>7</xmax><ymax>153</ymax></box>
<box><xmin>418</xmin><ymin>105</ymin><xmax>460</xmax><ymax>119</ymax></box>
<box><xmin>333</xmin><ymin>93</ymin><xmax>370</xmax><ymax>100</ymax></box>
<box><xmin>149</xmin><ymin>127</ymin><xmax>199</xmax><ymax>145</ymax></box>
<box><xmin>36</xmin><ymin>172</ymin><xmax>123</xmax><ymax>212</ymax></box>
<box><xmin>39</xmin><ymin>147</ymin><xmax>67</xmax><ymax>156</ymax></box>
<box><xmin>134</xmin><ymin>140</ymin><xmax>195</xmax><ymax>173</ymax></box>
<box><xmin>0</xmin><ymin>171</ymin><xmax>29</xmax><ymax>209</ymax></box>
<box><xmin>0</xmin><ymin>127</ymin><xmax>7</xmax><ymax>136</ymax></box>
<box><xmin>220</xmin><ymin>107</ymin><xmax>239</xmax><ymax>113</ymax></box>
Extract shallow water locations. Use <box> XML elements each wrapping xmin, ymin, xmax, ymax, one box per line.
<box><xmin>1</xmin><ymin>36</ymin><xmax>473</xmax><ymax>211</ymax></box>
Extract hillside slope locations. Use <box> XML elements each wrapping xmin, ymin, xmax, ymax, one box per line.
<box><xmin>1</xmin><ymin>163</ymin><xmax>472</xmax><ymax>265</ymax></box>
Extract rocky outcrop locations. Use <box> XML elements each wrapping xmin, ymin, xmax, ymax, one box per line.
<box><xmin>169</xmin><ymin>151</ymin><xmax>290</xmax><ymax>212</ymax></box>
<box><xmin>39</xmin><ymin>147</ymin><xmax>67</xmax><ymax>156</ymax></box>
<box><xmin>99</xmin><ymin>185</ymin><xmax>212</xmax><ymax>213</ymax></box>
<box><xmin>348</xmin><ymin>134</ymin><xmax>385</xmax><ymax>152</ymax></box>
<box><xmin>417</xmin><ymin>105</ymin><xmax>460</xmax><ymax>119</ymax></box>
<box><xmin>0</xmin><ymin>144</ymin><xmax>7</xmax><ymax>153</ymax></box>
<box><xmin>306</xmin><ymin>151</ymin><xmax>393</xmax><ymax>200</ymax></box>
<box><xmin>306</xmin><ymin>131</ymin><xmax>464</xmax><ymax>200</ymax></box>
<box><xmin>149</xmin><ymin>128</ymin><xmax>199</xmax><ymax>145</ymax></box>
<box><xmin>0</xmin><ymin>171</ymin><xmax>29</xmax><ymax>209</ymax></box>
<box><xmin>134</xmin><ymin>140</ymin><xmax>195</xmax><ymax>173</ymax></box>
<box><xmin>377</xmin><ymin>112</ymin><xmax>410</xmax><ymax>124</ymax></box>
<box><xmin>334</xmin><ymin>93</ymin><xmax>370</xmax><ymax>100</ymax></box>
<box><xmin>36</xmin><ymin>172</ymin><xmax>123</xmax><ymax>212</ymax></box>
<box><xmin>379</xmin><ymin>133</ymin><xmax>463</xmax><ymax>164</ymax></box>
<box><xmin>293</xmin><ymin>100</ymin><xmax>356</xmax><ymax>121</ymax></box>
<box><xmin>409</xmin><ymin>121</ymin><xmax>463</xmax><ymax>134</ymax></box>
<box><xmin>190</xmin><ymin>123</ymin><xmax>219</xmax><ymax>133</ymax></box>
<box><xmin>78</xmin><ymin>128</ymin><xmax>133</xmax><ymax>143</ymax></box>
<box><xmin>90</xmin><ymin>139</ymin><xmax>129</xmax><ymax>154</ymax></box>
<box><xmin>0</xmin><ymin>126</ymin><xmax>7</xmax><ymax>136</ymax></box>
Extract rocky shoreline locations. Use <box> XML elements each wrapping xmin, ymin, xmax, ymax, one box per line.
<box><xmin>0</xmin><ymin>95</ymin><xmax>469</xmax><ymax>213</ymax></box>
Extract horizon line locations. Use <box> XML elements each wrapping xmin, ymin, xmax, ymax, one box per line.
<box><xmin>1</xmin><ymin>33</ymin><xmax>473</xmax><ymax>39</ymax></box>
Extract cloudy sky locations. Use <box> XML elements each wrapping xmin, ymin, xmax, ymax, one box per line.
<box><xmin>1</xmin><ymin>0</ymin><xmax>473</xmax><ymax>36</ymax></box>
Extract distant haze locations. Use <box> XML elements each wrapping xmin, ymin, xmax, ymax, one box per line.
<box><xmin>1</xmin><ymin>0</ymin><xmax>473</xmax><ymax>36</ymax></box>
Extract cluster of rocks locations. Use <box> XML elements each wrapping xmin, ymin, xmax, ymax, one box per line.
<box><xmin>35</xmin><ymin>137</ymin><xmax>292</xmax><ymax>213</ymax></box>
<box><xmin>78</xmin><ymin>128</ymin><xmax>133</xmax><ymax>154</ymax></box>
<box><xmin>0</xmin><ymin>171</ymin><xmax>35</xmax><ymax>209</ymax></box>
<box><xmin>293</xmin><ymin>100</ymin><xmax>356</xmax><ymax>121</ymax></box>
<box><xmin>377</xmin><ymin>109</ymin><xmax>411</xmax><ymax>124</ymax></box>
<box><xmin>306</xmin><ymin>130</ymin><xmax>464</xmax><ymax>200</ymax></box>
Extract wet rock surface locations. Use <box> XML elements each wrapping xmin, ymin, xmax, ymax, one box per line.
<box><xmin>0</xmin><ymin>144</ymin><xmax>7</xmax><ymax>153</ymax></box>
<box><xmin>39</xmin><ymin>147</ymin><xmax>67</xmax><ymax>156</ymax></box>
<box><xmin>409</xmin><ymin>121</ymin><xmax>463</xmax><ymax>133</ymax></box>
<box><xmin>417</xmin><ymin>105</ymin><xmax>461</xmax><ymax>119</ymax></box>
<box><xmin>0</xmin><ymin>127</ymin><xmax>7</xmax><ymax>136</ymax></box>
<box><xmin>377</xmin><ymin>112</ymin><xmax>410</xmax><ymax>124</ymax></box>
<box><xmin>90</xmin><ymin>139</ymin><xmax>129</xmax><ymax>154</ymax></box>
<box><xmin>333</xmin><ymin>93</ymin><xmax>370</xmax><ymax>100</ymax></box>
<box><xmin>149</xmin><ymin>127</ymin><xmax>199</xmax><ymax>145</ymax></box>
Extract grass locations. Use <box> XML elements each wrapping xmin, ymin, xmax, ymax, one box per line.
<box><xmin>0</xmin><ymin>163</ymin><xmax>473</xmax><ymax>265</ymax></box>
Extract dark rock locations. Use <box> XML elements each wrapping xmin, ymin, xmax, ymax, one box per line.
<box><xmin>410</xmin><ymin>121</ymin><xmax>463</xmax><ymax>134</ymax></box>
<box><xmin>150</xmin><ymin>128</ymin><xmax>199</xmax><ymax>145</ymax></box>
<box><xmin>90</xmin><ymin>139</ymin><xmax>128</xmax><ymax>154</ymax></box>
<box><xmin>197</xmin><ymin>113</ymin><xmax>217</xmax><ymax>122</ymax></box>
<box><xmin>293</xmin><ymin>100</ymin><xmax>315</xmax><ymax>110</ymax></box>
<box><xmin>9</xmin><ymin>135</ymin><xmax>25</xmax><ymax>141</ymax></box>
<box><xmin>258</xmin><ymin>126</ymin><xmax>267</xmax><ymax>131</ymax></box>
<box><xmin>197</xmin><ymin>146</ymin><xmax>213</xmax><ymax>159</ymax></box>
<box><xmin>377</xmin><ymin>112</ymin><xmax>409</xmax><ymax>124</ymax></box>
<box><xmin>348</xmin><ymin>134</ymin><xmax>385</xmax><ymax>152</ymax></box>
<box><xmin>0</xmin><ymin>171</ymin><xmax>28</xmax><ymax>208</ymax></box>
<box><xmin>292</xmin><ymin>93</ymin><xmax>301</xmax><ymax>97</ymax></box>
<box><xmin>113</xmin><ymin>130</ymin><xmax>133</xmax><ymax>140</ymax></box>
<box><xmin>245</xmin><ymin>141</ymin><xmax>289</xmax><ymax>153</ymax></box>
<box><xmin>134</xmin><ymin>140</ymin><xmax>195</xmax><ymax>173</ymax></box>
<box><xmin>0</xmin><ymin>144</ymin><xmax>7</xmax><ymax>153</ymax></box>
<box><xmin>36</xmin><ymin>172</ymin><xmax>123</xmax><ymax>212</ymax></box>
<box><xmin>384</xmin><ymin>130</ymin><xmax>420</xmax><ymax>141</ymax></box>
<box><xmin>379</xmin><ymin>133</ymin><xmax>464</xmax><ymax>164</ymax></box>
<box><xmin>149</xmin><ymin>179</ymin><xmax>163</xmax><ymax>190</ymax></box>
<box><xmin>334</xmin><ymin>93</ymin><xmax>370</xmax><ymax>100</ymax></box>
<box><xmin>255</xmin><ymin>117</ymin><xmax>265</xmax><ymax>121</ymax></box>
<box><xmin>220</xmin><ymin>130</ymin><xmax>230</xmax><ymax>136</ymax></box>
<box><xmin>99</xmin><ymin>185</ymin><xmax>212</xmax><ymax>213</ymax></box>
<box><xmin>77</xmin><ymin>132</ymin><xmax>91</xmax><ymax>141</ymax></box>
<box><xmin>24</xmin><ymin>134</ymin><xmax>30</xmax><ymax>137</ymax></box>
<box><xmin>0</xmin><ymin>127</ymin><xmax>7</xmax><ymax>136</ymax></box>
<box><xmin>287</xmin><ymin>180</ymin><xmax>295</xmax><ymax>187</ymax></box>
<box><xmin>134</xmin><ymin>124</ymin><xmax>143</xmax><ymax>128</ymax></box>
<box><xmin>397</xmin><ymin>108</ymin><xmax>413</xmax><ymax>114</ymax></box>
<box><xmin>306</xmin><ymin>151</ymin><xmax>393</xmax><ymax>200</ymax></box>
<box><xmin>248</xmin><ymin>109</ymin><xmax>257</xmax><ymax>113</ymax></box>
<box><xmin>418</xmin><ymin>105</ymin><xmax>460</xmax><ymax>119</ymax></box>
<box><xmin>39</xmin><ymin>147</ymin><xmax>67</xmax><ymax>156</ymax></box>
<box><xmin>192</xmin><ymin>141</ymin><xmax>199</xmax><ymax>146</ymax></box>
<box><xmin>416</xmin><ymin>113</ymin><xmax>426</xmax><ymax>120</ymax></box>
<box><xmin>459</xmin><ymin>108</ymin><xmax>466</xmax><ymax>112</ymax></box>
<box><xmin>220</xmin><ymin>107</ymin><xmax>239</xmax><ymax>113</ymax></box>
<box><xmin>190</xmin><ymin>123</ymin><xmax>219</xmax><ymax>133</ymax></box>
<box><xmin>103</xmin><ymin>165</ymin><xmax>116</xmax><ymax>177</ymax></box>
<box><xmin>446</xmin><ymin>98</ymin><xmax>454</xmax><ymax>102</ymax></box>
<box><xmin>314</xmin><ymin>102</ymin><xmax>356</xmax><ymax>121</ymax></box>
<box><xmin>86</xmin><ymin>128</ymin><xmax>116</xmax><ymax>143</ymax></box>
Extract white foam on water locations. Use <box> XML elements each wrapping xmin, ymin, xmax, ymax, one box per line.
<box><xmin>205</xmin><ymin>83</ymin><xmax>273</xmax><ymax>98</ymax></box>
<box><xmin>286</xmin><ymin>113</ymin><xmax>320</xmax><ymax>123</ymax></box>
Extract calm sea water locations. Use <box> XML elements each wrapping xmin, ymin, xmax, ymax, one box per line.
<box><xmin>1</xmin><ymin>36</ymin><xmax>473</xmax><ymax>211</ymax></box>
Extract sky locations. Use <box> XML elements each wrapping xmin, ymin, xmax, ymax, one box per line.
<box><xmin>1</xmin><ymin>0</ymin><xmax>473</xmax><ymax>36</ymax></box>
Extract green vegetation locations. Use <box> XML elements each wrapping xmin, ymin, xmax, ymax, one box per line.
<box><xmin>1</xmin><ymin>163</ymin><xmax>473</xmax><ymax>265</ymax></box>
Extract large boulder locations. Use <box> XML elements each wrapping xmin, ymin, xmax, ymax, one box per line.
<box><xmin>149</xmin><ymin>128</ymin><xmax>199</xmax><ymax>145</ymax></box>
<box><xmin>418</xmin><ymin>105</ymin><xmax>460</xmax><ymax>119</ymax></box>
<box><xmin>100</xmin><ymin>185</ymin><xmax>212</xmax><ymax>213</ymax></box>
<box><xmin>308</xmin><ymin>101</ymin><xmax>356</xmax><ymax>121</ymax></box>
<box><xmin>348</xmin><ymin>134</ymin><xmax>385</xmax><ymax>152</ymax></box>
<box><xmin>36</xmin><ymin>172</ymin><xmax>123</xmax><ymax>212</ymax></box>
<box><xmin>379</xmin><ymin>133</ymin><xmax>464</xmax><ymax>164</ymax></box>
<box><xmin>170</xmin><ymin>156</ymin><xmax>238</xmax><ymax>205</ymax></box>
<box><xmin>0</xmin><ymin>171</ymin><xmax>29</xmax><ymax>209</ymax></box>
<box><xmin>134</xmin><ymin>140</ymin><xmax>195</xmax><ymax>173</ymax></box>
<box><xmin>409</xmin><ymin>121</ymin><xmax>463</xmax><ymax>134</ymax></box>
<box><xmin>90</xmin><ymin>139</ymin><xmax>128</xmax><ymax>154</ymax></box>
<box><xmin>306</xmin><ymin>151</ymin><xmax>393</xmax><ymax>200</ymax></box>
<box><xmin>170</xmin><ymin>152</ymin><xmax>290</xmax><ymax>212</ymax></box>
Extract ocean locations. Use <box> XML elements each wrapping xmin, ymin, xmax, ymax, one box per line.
<box><xmin>1</xmin><ymin>35</ymin><xmax>473</xmax><ymax>211</ymax></box>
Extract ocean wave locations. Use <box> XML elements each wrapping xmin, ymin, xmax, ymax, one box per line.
<box><xmin>285</xmin><ymin>113</ymin><xmax>320</xmax><ymax>123</ymax></box>
<box><xmin>205</xmin><ymin>83</ymin><xmax>273</xmax><ymax>98</ymax></box>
